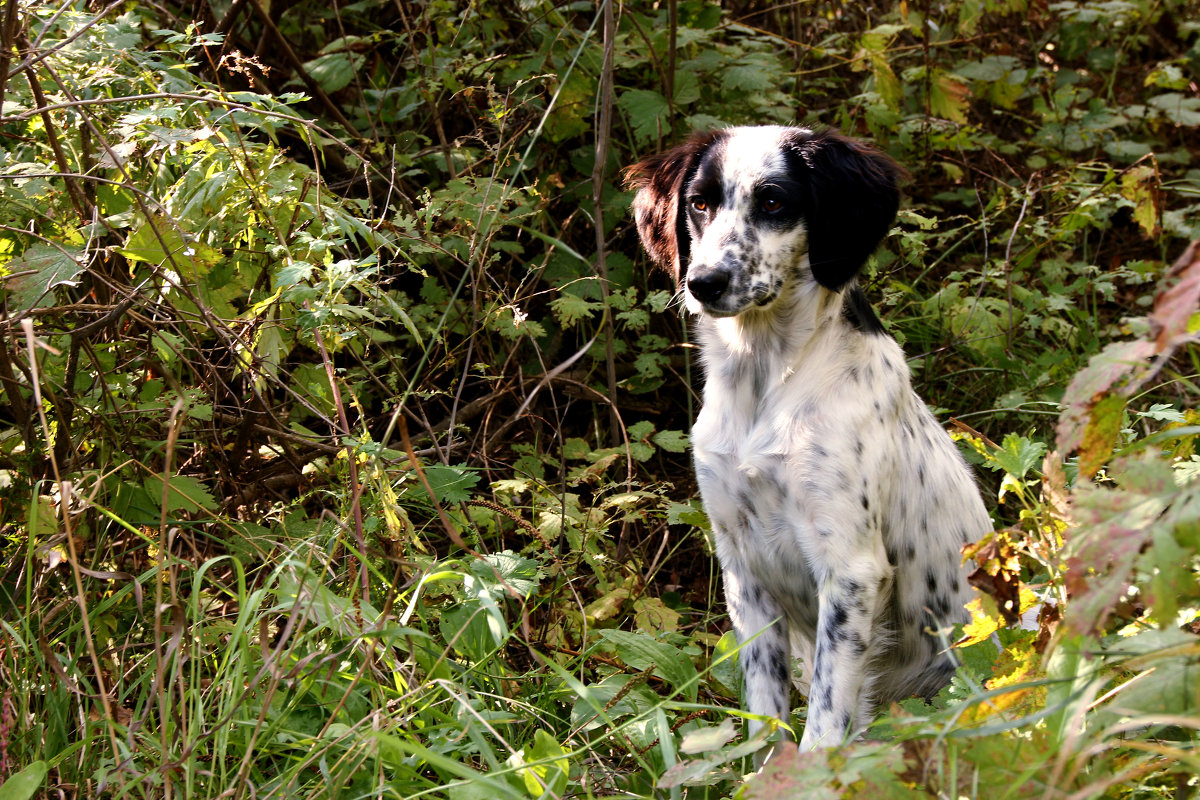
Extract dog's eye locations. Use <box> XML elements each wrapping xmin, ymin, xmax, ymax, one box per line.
<box><xmin>761</xmin><ymin>197</ymin><xmax>783</xmax><ymax>213</ymax></box>
<box><xmin>690</xmin><ymin>197</ymin><xmax>708</xmax><ymax>212</ymax></box>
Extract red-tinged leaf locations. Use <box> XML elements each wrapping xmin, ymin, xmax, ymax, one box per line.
<box><xmin>1057</xmin><ymin>241</ymin><xmax>1200</xmax><ymax>456</ymax></box>
<box><xmin>930</xmin><ymin>72</ymin><xmax>971</xmax><ymax>124</ymax></box>
<box><xmin>1151</xmin><ymin>238</ymin><xmax>1200</xmax><ymax>352</ymax></box>
<box><xmin>1056</xmin><ymin>340</ymin><xmax>1154</xmax><ymax>453</ymax></box>
<box><xmin>1063</xmin><ymin>456</ymin><xmax>1175</xmax><ymax>634</ymax></box>
<box><xmin>742</xmin><ymin>746</ymin><xmax>829</xmax><ymax>799</ymax></box>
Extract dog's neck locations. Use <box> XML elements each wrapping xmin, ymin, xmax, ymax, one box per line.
<box><xmin>694</xmin><ymin>281</ymin><xmax>849</xmax><ymax>382</ymax></box>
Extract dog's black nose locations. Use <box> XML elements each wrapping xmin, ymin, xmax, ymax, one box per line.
<box><xmin>688</xmin><ymin>270</ymin><xmax>730</xmax><ymax>304</ymax></box>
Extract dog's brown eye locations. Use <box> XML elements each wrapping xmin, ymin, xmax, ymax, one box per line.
<box><xmin>691</xmin><ymin>197</ymin><xmax>707</xmax><ymax>212</ymax></box>
<box><xmin>762</xmin><ymin>197</ymin><xmax>783</xmax><ymax>213</ymax></box>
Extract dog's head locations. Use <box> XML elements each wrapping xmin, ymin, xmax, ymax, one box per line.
<box><xmin>625</xmin><ymin>126</ymin><xmax>903</xmax><ymax>317</ymax></box>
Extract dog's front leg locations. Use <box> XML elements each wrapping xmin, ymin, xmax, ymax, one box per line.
<box><xmin>799</xmin><ymin>570</ymin><xmax>886</xmax><ymax>750</ymax></box>
<box><xmin>722</xmin><ymin>564</ymin><xmax>792</xmax><ymax>748</ymax></box>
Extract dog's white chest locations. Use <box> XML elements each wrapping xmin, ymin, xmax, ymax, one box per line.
<box><xmin>690</xmin><ymin>356</ymin><xmax>831</xmax><ymax>612</ymax></box>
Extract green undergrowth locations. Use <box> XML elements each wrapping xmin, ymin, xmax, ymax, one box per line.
<box><xmin>1</xmin><ymin>1</ymin><xmax>1199</xmax><ymax>797</ymax></box>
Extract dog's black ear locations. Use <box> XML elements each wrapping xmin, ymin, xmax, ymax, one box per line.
<box><xmin>790</xmin><ymin>130</ymin><xmax>905</xmax><ymax>291</ymax></box>
<box><xmin>624</xmin><ymin>132</ymin><xmax>720</xmax><ymax>285</ymax></box>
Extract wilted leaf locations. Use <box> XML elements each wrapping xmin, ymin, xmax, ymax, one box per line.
<box><xmin>584</xmin><ymin>586</ymin><xmax>629</xmax><ymax>624</ymax></box>
<box><xmin>1078</xmin><ymin>393</ymin><xmax>1127</xmax><ymax>477</ymax></box>
<box><xmin>1120</xmin><ymin>163</ymin><xmax>1162</xmax><ymax>238</ymax></box>
<box><xmin>633</xmin><ymin>595</ymin><xmax>680</xmax><ymax>634</ymax></box>
<box><xmin>1064</xmin><ymin>455</ymin><xmax>1176</xmax><ymax>633</ymax></box>
<box><xmin>679</xmin><ymin>719</ymin><xmax>738</xmax><ymax>754</ymax></box>
<box><xmin>1057</xmin><ymin>339</ymin><xmax>1155</xmax><ymax>453</ymax></box>
<box><xmin>1060</xmin><ymin>240</ymin><xmax>1200</xmax><ymax>455</ymax></box>
<box><xmin>27</xmin><ymin>495</ymin><xmax>57</xmax><ymax>539</ymax></box>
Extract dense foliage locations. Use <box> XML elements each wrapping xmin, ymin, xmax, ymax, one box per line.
<box><xmin>2</xmin><ymin>0</ymin><xmax>1200</xmax><ymax>797</ymax></box>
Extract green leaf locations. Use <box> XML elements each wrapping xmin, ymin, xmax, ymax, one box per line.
<box><xmin>989</xmin><ymin>434</ymin><xmax>1048</xmax><ymax>479</ymax></box>
<box><xmin>275</xmin><ymin>261</ymin><xmax>315</xmax><ymax>288</ymax></box>
<box><xmin>550</xmin><ymin>293</ymin><xmax>601</xmax><ymax>328</ymax></box>
<box><xmin>302</xmin><ymin>52</ymin><xmax>364</xmax><ymax>94</ymax></box>
<box><xmin>1148</xmin><ymin>93</ymin><xmax>1200</xmax><ymax>126</ymax></box>
<box><xmin>470</xmin><ymin>550</ymin><xmax>541</xmax><ymax>598</ymax></box>
<box><xmin>119</xmin><ymin>216</ymin><xmax>218</xmax><ymax>273</ymax></box>
<box><xmin>0</xmin><ymin>761</ymin><xmax>48</xmax><ymax>800</ymax></box>
<box><xmin>27</xmin><ymin>495</ymin><xmax>57</xmax><ymax>539</ymax></box>
<box><xmin>421</xmin><ymin>465</ymin><xmax>480</xmax><ymax>505</ymax></box>
<box><xmin>666</xmin><ymin>500</ymin><xmax>709</xmax><ymax>529</ymax></box>
<box><xmin>141</xmin><ymin>474</ymin><xmax>218</xmax><ymax>514</ymax></box>
<box><xmin>956</xmin><ymin>55</ymin><xmax>1022</xmax><ymax>81</ymax></box>
<box><xmin>616</xmin><ymin>89</ymin><xmax>670</xmax><ymax>145</ymax></box>
<box><xmin>651</xmin><ymin>429</ymin><xmax>689</xmax><ymax>453</ymax></box>
<box><xmin>870</xmin><ymin>55</ymin><xmax>903</xmax><ymax>110</ymax></box>
<box><xmin>521</xmin><ymin>729</ymin><xmax>569</xmax><ymax>797</ymax></box>
<box><xmin>627</xmin><ymin>420</ymin><xmax>656</xmax><ymax>440</ymax></box>
<box><xmin>595</xmin><ymin>629</ymin><xmax>698</xmax><ymax>702</ymax></box>
<box><xmin>7</xmin><ymin>244</ymin><xmax>85</xmax><ymax>310</ymax></box>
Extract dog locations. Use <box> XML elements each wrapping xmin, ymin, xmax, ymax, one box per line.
<box><xmin>625</xmin><ymin>126</ymin><xmax>990</xmax><ymax>751</ymax></box>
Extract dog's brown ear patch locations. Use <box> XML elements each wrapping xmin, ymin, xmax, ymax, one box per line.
<box><xmin>624</xmin><ymin>131</ymin><xmax>721</xmax><ymax>284</ymax></box>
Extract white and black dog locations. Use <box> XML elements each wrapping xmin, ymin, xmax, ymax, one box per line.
<box><xmin>625</xmin><ymin>126</ymin><xmax>990</xmax><ymax>751</ymax></box>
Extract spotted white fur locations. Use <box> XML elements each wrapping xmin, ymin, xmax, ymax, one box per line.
<box><xmin>626</xmin><ymin>126</ymin><xmax>991</xmax><ymax>752</ymax></box>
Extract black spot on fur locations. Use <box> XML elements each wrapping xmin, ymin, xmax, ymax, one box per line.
<box><xmin>830</xmin><ymin>603</ymin><xmax>848</xmax><ymax>631</ymax></box>
<box><xmin>774</xmin><ymin>657</ymin><xmax>790</xmax><ymax>685</ymax></box>
<box><xmin>842</xmin><ymin>285</ymin><xmax>887</xmax><ymax>335</ymax></box>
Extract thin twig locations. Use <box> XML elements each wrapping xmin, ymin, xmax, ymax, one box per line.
<box><xmin>245</xmin><ymin>0</ymin><xmax>361</xmax><ymax>137</ymax></box>
<box><xmin>20</xmin><ymin>319</ymin><xmax>122</xmax><ymax>764</ymax></box>
<box><xmin>592</xmin><ymin>0</ymin><xmax>621</xmax><ymax>447</ymax></box>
